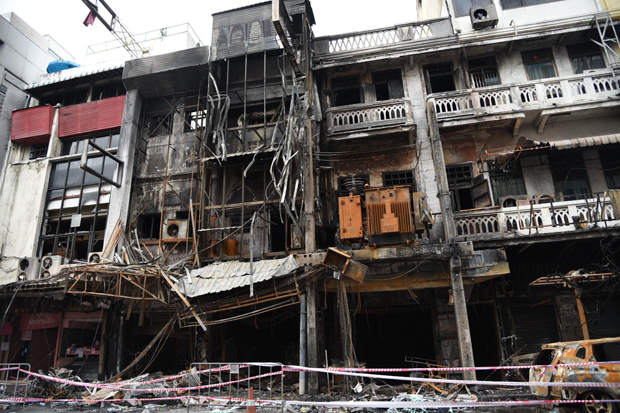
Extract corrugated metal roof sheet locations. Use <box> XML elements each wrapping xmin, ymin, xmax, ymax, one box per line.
<box><xmin>178</xmin><ymin>255</ymin><xmax>299</xmax><ymax>297</ymax></box>
<box><xmin>546</xmin><ymin>134</ymin><xmax>620</xmax><ymax>150</ymax></box>
<box><xmin>25</xmin><ymin>60</ymin><xmax>125</xmax><ymax>90</ymax></box>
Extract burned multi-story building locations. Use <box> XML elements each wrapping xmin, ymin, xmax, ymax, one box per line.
<box><xmin>0</xmin><ymin>0</ymin><xmax>618</xmax><ymax>400</ymax></box>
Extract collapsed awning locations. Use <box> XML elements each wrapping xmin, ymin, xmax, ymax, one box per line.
<box><xmin>481</xmin><ymin>134</ymin><xmax>620</xmax><ymax>166</ymax></box>
<box><xmin>178</xmin><ymin>255</ymin><xmax>300</xmax><ymax>297</ymax></box>
<box><xmin>532</xmin><ymin>133</ymin><xmax>620</xmax><ymax>150</ymax></box>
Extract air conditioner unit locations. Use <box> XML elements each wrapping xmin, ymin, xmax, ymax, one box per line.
<box><xmin>39</xmin><ymin>255</ymin><xmax>63</xmax><ymax>278</ymax></box>
<box><xmin>470</xmin><ymin>3</ymin><xmax>498</xmax><ymax>30</ymax></box>
<box><xmin>88</xmin><ymin>252</ymin><xmax>103</xmax><ymax>264</ymax></box>
<box><xmin>17</xmin><ymin>257</ymin><xmax>39</xmax><ymax>281</ymax></box>
<box><xmin>163</xmin><ymin>219</ymin><xmax>189</xmax><ymax>240</ymax></box>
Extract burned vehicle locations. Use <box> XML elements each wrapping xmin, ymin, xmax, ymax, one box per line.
<box><xmin>530</xmin><ymin>337</ymin><xmax>620</xmax><ymax>412</ymax></box>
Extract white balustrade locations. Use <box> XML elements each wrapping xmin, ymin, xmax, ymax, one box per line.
<box><xmin>327</xmin><ymin>99</ymin><xmax>411</xmax><ymax>135</ymax></box>
<box><xmin>429</xmin><ymin>72</ymin><xmax>620</xmax><ymax>119</ymax></box>
<box><xmin>454</xmin><ymin>197</ymin><xmax>619</xmax><ymax>239</ymax></box>
<box><xmin>314</xmin><ymin>19</ymin><xmax>452</xmax><ymax>56</ymax></box>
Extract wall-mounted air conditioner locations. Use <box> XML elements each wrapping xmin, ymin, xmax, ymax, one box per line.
<box><xmin>39</xmin><ymin>255</ymin><xmax>63</xmax><ymax>278</ymax></box>
<box><xmin>88</xmin><ymin>252</ymin><xmax>103</xmax><ymax>264</ymax></box>
<box><xmin>17</xmin><ymin>257</ymin><xmax>39</xmax><ymax>281</ymax></box>
<box><xmin>470</xmin><ymin>3</ymin><xmax>498</xmax><ymax>30</ymax></box>
<box><xmin>163</xmin><ymin>219</ymin><xmax>189</xmax><ymax>240</ymax></box>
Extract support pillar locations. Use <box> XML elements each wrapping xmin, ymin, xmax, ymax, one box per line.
<box><xmin>103</xmin><ymin>89</ymin><xmax>143</xmax><ymax>249</ymax></box>
<box><xmin>427</xmin><ymin>102</ymin><xmax>475</xmax><ymax>380</ymax></box>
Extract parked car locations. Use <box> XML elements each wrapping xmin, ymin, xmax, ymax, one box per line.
<box><xmin>529</xmin><ymin>337</ymin><xmax>620</xmax><ymax>413</ymax></box>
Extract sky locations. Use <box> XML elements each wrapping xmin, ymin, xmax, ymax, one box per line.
<box><xmin>0</xmin><ymin>0</ymin><xmax>417</xmax><ymax>63</ymax></box>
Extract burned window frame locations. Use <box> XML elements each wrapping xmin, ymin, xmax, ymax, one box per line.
<box><xmin>38</xmin><ymin>131</ymin><xmax>119</xmax><ymax>263</ymax></box>
<box><xmin>91</xmin><ymin>81</ymin><xmax>126</xmax><ymax>101</ymax></box>
<box><xmin>145</xmin><ymin>112</ymin><xmax>173</xmax><ymax>137</ymax></box>
<box><xmin>467</xmin><ymin>56</ymin><xmax>501</xmax><ymax>88</ymax></box>
<box><xmin>372</xmin><ymin>69</ymin><xmax>405</xmax><ymax>101</ymax></box>
<box><xmin>330</xmin><ymin>75</ymin><xmax>363</xmax><ymax>107</ymax></box>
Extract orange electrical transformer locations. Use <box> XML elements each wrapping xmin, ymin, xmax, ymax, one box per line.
<box><xmin>365</xmin><ymin>186</ymin><xmax>414</xmax><ymax>236</ymax></box>
<box><xmin>338</xmin><ymin>194</ymin><xmax>363</xmax><ymax>241</ymax></box>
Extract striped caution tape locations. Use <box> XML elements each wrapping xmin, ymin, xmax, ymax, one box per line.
<box><xmin>302</xmin><ymin>360</ymin><xmax>620</xmax><ymax>373</ymax></box>
<box><xmin>0</xmin><ymin>396</ymin><xmax>619</xmax><ymax>409</ymax></box>
<box><xmin>282</xmin><ymin>365</ymin><xmax>620</xmax><ymax>389</ymax></box>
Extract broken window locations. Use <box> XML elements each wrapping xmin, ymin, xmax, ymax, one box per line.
<box><xmin>331</xmin><ymin>76</ymin><xmax>362</xmax><ymax>107</ymax></box>
<box><xmin>372</xmin><ymin>69</ymin><xmax>404</xmax><ymax>101</ymax></box>
<box><xmin>138</xmin><ymin>214</ymin><xmax>162</xmax><ymax>239</ymax></box>
<box><xmin>453</xmin><ymin>0</ymin><xmax>491</xmax><ymax>17</ymax></box>
<box><xmin>446</xmin><ymin>163</ymin><xmax>491</xmax><ymax>211</ymax></box>
<box><xmin>598</xmin><ymin>146</ymin><xmax>620</xmax><ymax>190</ymax></box>
<box><xmin>38</xmin><ymin>133</ymin><xmax>118</xmax><ymax>262</ymax></box>
<box><xmin>549</xmin><ymin>151</ymin><xmax>590</xmax><ymax>200</ymax></box>
<box><xmin>423</xmin><ymin>62</ymin><xmax>456</xmax><ymax>94</ymax></box>
<box><xmin>145</xmin><ymin>113</ymin><xmax>173</xmax><ymax>137</ymax></box>
<box><xmin>382</xmin><ymin>170</ymin><xmax>415</xmax><ymax>188</ymax></box>
<box><xmin>567</xmin><ymin>43</ymin><xmax>606</xmax><ymax>74</ymax></box>
<box><xmin>522</xmin><ymin>49</ymin><xmax>557</xmax><ymax>80</ymax></box>
<box><xmin>29</xmin><ymin>143</ymin><xmax>49</xmax><ymax>160</ymax></box>
<box><xmin>501</xmin><ymin>0</ymin><xmax>561</xmax><ymax>9</ymax></box>
<box><xmin>468</xmin><ymin>56</ymin><xmax>500</xmax><ymax>88</ymax></box>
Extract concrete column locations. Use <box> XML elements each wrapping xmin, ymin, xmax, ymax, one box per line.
<box><xmin>104</xmin><ymin>89</ymin><xmax>143</xmax><ymax>250</ymax></box>
<box><xmin>427</xmin><ymin>102</ymin><xmax>476</xmax><ymax>380</ymax></box>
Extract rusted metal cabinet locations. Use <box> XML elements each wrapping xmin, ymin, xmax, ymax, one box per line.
<box><xmin>338</xmin><ymin>194</ymin><xmax>363</xmax><ymax>241</ymax></box>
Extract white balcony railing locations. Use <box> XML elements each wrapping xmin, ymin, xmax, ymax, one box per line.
<box><xmin>428</xmin><ymin>72</ymin><xmax>620</xmax><ymax>119</ymax></box>
<box><xmin>326</xmin><ymin>99</ymin><xmax>413</xmax><ymax>136</ymax></box>
<box><xmin>313</xmin><ymin>18</ymin><xmax>453</xmax><ymax>57</ymax></box>
<box><xmin>454</xmin><ymin>197</ymin><xmax>620</xmax><ymax>239</ymax></box>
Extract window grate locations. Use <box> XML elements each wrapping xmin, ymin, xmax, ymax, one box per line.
<box><xmin>29</xmin><ymin>143</ymin><xmax>48</xmax><ymax>160</ymax></box>
<box><xmin>383</xmin><ymin>170</ymin><xmax>415</xmax><ymax>188</ymax></box>
<box><xmin>446</xmin><ymin>164</ymin><xmax>473</xmax><ymax>183</ymax></box>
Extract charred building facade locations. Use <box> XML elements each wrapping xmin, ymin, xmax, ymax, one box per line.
<box><xmin>0</xmin><ymin>0</ymin><xmax>618</xmax><ymax>397</ymax></box>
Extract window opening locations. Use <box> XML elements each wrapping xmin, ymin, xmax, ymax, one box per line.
<box><xmin>424</xmin><ymin>62</ymin><xmax>456</xmax><ymax>94</ymax></box>
<box><xmin>501</xmin><ymin>0</ymin><xmax>562</xmax><ymax>9</ymax></box>
<box><xmin>598</xmin><ymin>146</ymin><xmax>620</xmax><ymax>189</ymax></box>
<box><xmin>549</xmin><ymin>151</ymin><xmax>590</xmax><ymax>200</ymax></box>
<box><xmin>145</xmin><ymin>113</ymin><xmax>173</xmax><ymax>137</ymax></box>
<box><xmin>522</xmin><ymin>49</ymin><xmax>557</xmax><ymax>80</ymax></box>
<box><xmin>383</xmin><ymin>170</ymin><xmax>415</xmax><ymax>187</ymax></box>
<box><xmin>468</xmin><ymin>56</ymin><xmax>500</xmax><ymax>87</ymax></box>
<box><xmin>489</xmin><ymin>159</ymin><xmax>527</xmax><ymax>206</ymax></box>
<box><xmin>567</xmin><ymin>43</ymin><xmax>606</xmax><ymax>74</ymax></box>
<box><xmin>138</xmin><ymin>214</ymin><xmax>161</xmax><ymax>239</ymax></box>
<box><xmin>372</xmin><ymin>69</ymin><xmax>405</xmax><ymax>101</ymax></box>
<box><xmin>446</xmin><ymin>163</ymin><xmax>491</xmax><ymax>210</ymax></box>
<box><xmin>92</xmin><ymin>81</ymin><xmax>126</xmax><ymax>101</ymax></box>
<box><xmin>331</xmin><ymin>76</ymin><xmax>362</xmax><ymax>106</ymax></box>
<box><xmin>29</xmin><ymin>143</ymin><xmax>49</xmax><ymax>160</ymax></box>
<box><xmin>39</xmin><ymin>133</ymin><xmax>118</xmax><ymax>263</ymax></box>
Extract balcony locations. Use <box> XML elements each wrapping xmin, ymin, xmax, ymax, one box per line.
<box><xmin>313</xmin><ymin>18</ymin><xmax>453</xmax><ymax>66</ymax></box>
<box><xmin>59</xmin><ymin>96</ymin><xmax>126</xmax><ymax>139</ymax></box>
<box><xmin>428</xmin><ymin>72</ymin><xmax>620</xmax><ymax>131</ymax></box>
<box><xmin>453</xmin><ymin>195</ymin><xmax>620</xmax><ymax>242</ymax></box>
<box><xmin>326</xmin><ymin>99</ymin><xmax>414</xmax><ymax>138</ymax></box>
<box><xmin>10</xmin><ymin>105</ymin><xmax>55</xmax><ymax>145</ymax></box>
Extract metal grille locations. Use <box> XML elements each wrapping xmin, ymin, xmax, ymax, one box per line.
<box><xmin>383</xmin><ymin>170</ymin><xmax>414</xmax><ymax>187</ymax></box>
<box><xmin>446</xmin><ymin>164</ymin><xmax>473</xmax><ymax>184</ymax></box>
<box><xmin>29</xmin><ymin>143</ymin><xmax>48</xmax><ymax>160</ymax></box>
